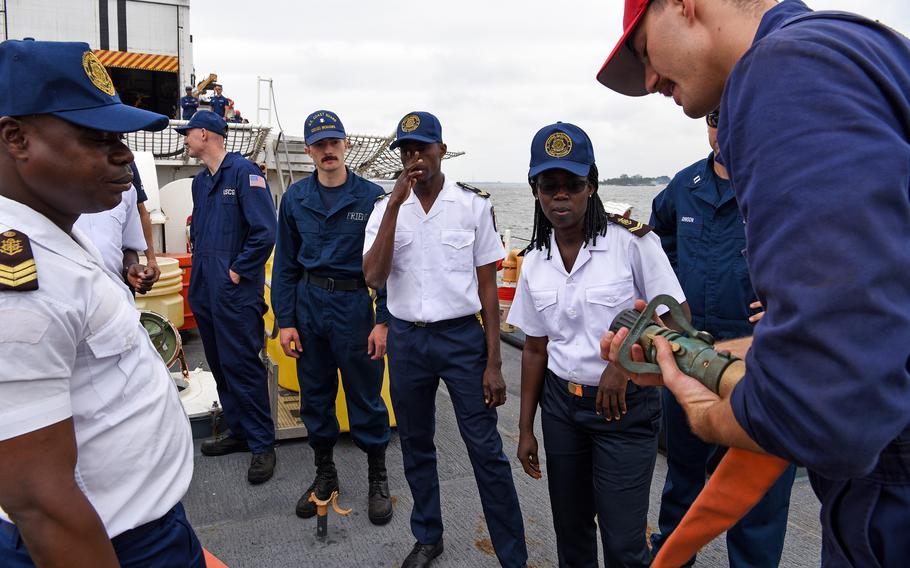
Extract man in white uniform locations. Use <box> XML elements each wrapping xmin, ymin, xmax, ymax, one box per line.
<box><xmin>0</xmin><ymin>39</ymin><xmax>202</xmax><ymax>567</ymax></box>
<box><xmin>75</xmin><ymin>185</ymin><xmax>157</xmax><ymax>294</ymax></box>
<box><xmin>363</xmin><ymin>112</ymin><xmax>527</xmax><ymax>568</ymax></box>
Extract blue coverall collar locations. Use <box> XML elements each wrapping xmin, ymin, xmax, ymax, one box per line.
<box><xmin>687</xmin><ymin>152</ymin><xmax>735</xmax><ymax>208</ymax></box>
<box><xmin>753</xmin><ymin>0</ymin><xmax>811</xmax><ymax>46</ymax></box>
<box><xmin>299</xmin><ymin>168</ymin><xmax>365</xmax><ymax>218</ymax></box>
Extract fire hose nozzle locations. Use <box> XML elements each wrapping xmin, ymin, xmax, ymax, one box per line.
<box><xmin>609</xmin><ymin>294</ymin><xmax>741</xmax><ymax>394</ymax></box>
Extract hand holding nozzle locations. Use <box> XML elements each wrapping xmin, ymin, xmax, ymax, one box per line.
<box><xmin>605</xmin><ymin>295</ymin><xmax>742</xmax><ymax>395</ymax></box>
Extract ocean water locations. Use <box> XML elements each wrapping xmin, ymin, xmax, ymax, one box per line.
<box><xmin>473</xmin><ymin>183</ymin><xmax>665</xmax><ymax>246</ymax></box>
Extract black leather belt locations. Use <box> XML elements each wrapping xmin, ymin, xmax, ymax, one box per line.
<box><xmin>396</xmin><ymin>314</ymin><xmax>478</xmax><ymax>329</ymax></box>
<box><xmin>304</xmin><ymin>272</ymin><xmax>366</xmax><ymax>292</ymax></box>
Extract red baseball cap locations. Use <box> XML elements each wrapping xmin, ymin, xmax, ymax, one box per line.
<box><xmin>596</xmin><ymin>0</ymin><xmax>650</xmax><ymax>96</ymax></box>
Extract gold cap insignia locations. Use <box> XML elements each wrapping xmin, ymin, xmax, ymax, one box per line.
<box><xmin>401</xmin><ymin>114</ymin><xmax>421</xmax><ymax>133</ymax></box>
<box><xmin>545</xmin><ymin>132</ymin><xmax>572</xmax><ymax>158</ymax></box>
<box><xmin>82</xmin><ymin>52</ymin><xmax>116</xmax><ymax>97</ymax></box>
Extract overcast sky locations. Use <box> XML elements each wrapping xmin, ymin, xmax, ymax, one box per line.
<box><xmin>191</xmin><ymin>1</ymin><xmax>910</xmax><ymax>182</ymax></box>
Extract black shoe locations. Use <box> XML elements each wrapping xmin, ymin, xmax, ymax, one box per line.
<box><xmin>201</xmin><ymin>435</ymin><xmax>249</xmax><ymax>456</ymax></box>
<box><xmin>367</xmin><ymin>449</ymin><xmax>393</xmax><ymax>525</ymax></box>
<box><xmin>247</xmin><ymin>449</ymin><xmax>276</xmax><ymax>485</ymax></box>
<box><xmin>295</xmin><ymin>447</ymin><xmax>339</xmax><ymax>518</ymax></box>
<box><xmin>401</xmin><ymin>540</ymin><xmax>444</xmax><ymax>568</ymax></box>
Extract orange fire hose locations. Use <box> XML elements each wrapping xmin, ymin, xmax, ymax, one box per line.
<box><xmin>652</xmin><ymin>361</ymin><xmax>791</xmax><ymax>567</ymax></box>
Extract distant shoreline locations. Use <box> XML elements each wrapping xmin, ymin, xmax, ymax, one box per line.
<box><xmin>600</xmin><ymin>175</ymin><xmax>670</xmax><ymax>187</ymax></box>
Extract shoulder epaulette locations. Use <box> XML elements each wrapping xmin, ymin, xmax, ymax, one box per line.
<box><xmin>0</xmin><ymin>230</ymin><xmax>38</xmax><ymax>291</ymax></box>
<box><xmin>606</xmin><ymin>213</ymin><xmax>652</xmax><ymax>237</ymax></box>
<box><xmin>376</xmin><ymin>191</ymin><xmax>391</xmax><ymax>201</ymax></box>
<box><xmin>456</xmin><ymin>182</ymin><xmax>490</xmax><ymax>198</ymax></box>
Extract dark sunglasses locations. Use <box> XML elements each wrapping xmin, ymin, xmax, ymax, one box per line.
<box><xmin>706</xmin><ymin>111</ymin><xmax>719</xmax><ymax>128</ymax></box>
<box><xmin>535</xmin><ymin>179</ymin><xmax>589</xmax><ymax>196</ymax></box>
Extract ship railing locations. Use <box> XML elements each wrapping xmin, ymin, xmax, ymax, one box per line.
<box><xmin>125</xmin><ymin>120</ymin><xmax>272</xmax><ymax>162</ymax></box>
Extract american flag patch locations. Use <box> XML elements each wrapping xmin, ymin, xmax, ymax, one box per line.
<box><xmin>249</xmin><ymin>174</ymin><xmax>266</xmax><ymax>189</ymax></box>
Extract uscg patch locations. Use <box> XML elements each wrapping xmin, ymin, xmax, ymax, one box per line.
<box><xmin>606</xmin><ymin>213</ymin><xmax>652</xmax><ymax>237</ymax></box>
<box><xmin>0</xmin><ymin>230</ymin><xmax>38</xmax><ymax>291</ymax></box>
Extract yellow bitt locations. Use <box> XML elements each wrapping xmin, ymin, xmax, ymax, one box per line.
<box><xmin>263</xmin><ymin>253</ymin><xmax>397</xmax><ymax>432</ymax></box>
<box><xmin>134</xmin><ymin>256</ymin><xmax>185</xmax><ymax>328</ymax></box>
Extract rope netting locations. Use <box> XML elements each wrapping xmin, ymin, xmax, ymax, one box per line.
<box><xmin>345</xmin><ymin>133</ymin><xmax>465</xmax><ymax>179</ymax></box>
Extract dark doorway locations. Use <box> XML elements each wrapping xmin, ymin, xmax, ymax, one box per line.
<box><xmin>109</xmin><ymin>67</ymin><xmax>179</xmax><ymax>119</ymax></box>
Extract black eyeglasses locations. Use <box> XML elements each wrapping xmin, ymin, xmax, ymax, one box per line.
<box><xmin>535</xmin><ymin>179</ymin><xmax>589</xmax><ymax>196</ymax></box>
<box><xmin>706</xmin><ymin>111</ymin><xmax>719</xmax><ymax>128</ymax></box>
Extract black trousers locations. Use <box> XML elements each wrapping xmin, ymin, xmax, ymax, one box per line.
<box><xmin>541</xmin><ymin>371</ymin><xmax>660</xmax><ymax>568</ymax></box>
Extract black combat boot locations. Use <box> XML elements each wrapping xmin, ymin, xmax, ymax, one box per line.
<box><xmin>295</xmin><ymin>447</ymin><xmax>339</xmax><ymax>518</ymax></box>
<box><xmin>367</xmin><ymin>448</ymin><xmax>393</xmax><ymax>525</ymax></box>
<box><xmin>247</xmin><ymin>448</ymin><xmax>276</xmax><ymax>485</ymax></box>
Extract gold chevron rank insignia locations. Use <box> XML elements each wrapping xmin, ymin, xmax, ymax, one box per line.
<box><xmin>0</xmin><ymin>230</ymin><xmax>38</xmax><ymax>291</ymax></box>
<box><xmin>606</xmin><ymin>213</ymin><xmax>652</xmax><ymax>237</ymax></box>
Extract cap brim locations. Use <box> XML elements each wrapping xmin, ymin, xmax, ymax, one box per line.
<box><xmin>390</xmin><ymin>134</ymin><xmax>440</xmax><ymax>150</ymax></box>
<box><xmin>52</xmin><ymin>103</ymin><xmax>169</xmax><ymax>133</ymax></box>
<box><xmin>305</xmin><ymin>130</ymin><xmax>346</xmax><ymax>145</ymax></box>
<box><xmin>529</xmin><ymin>160</ymin><xmax>591</xmax><ymax>179</ymax></box>
<box><xmin>595</xmin><ymin>5</ymin><xmax>649</xmax><ymax>96</ymax></box>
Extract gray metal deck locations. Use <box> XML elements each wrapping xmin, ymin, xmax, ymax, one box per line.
<box><xmin>180</xmin><ymin>331</ymin><xmax>822</xmax><ymax>567</ymax></box>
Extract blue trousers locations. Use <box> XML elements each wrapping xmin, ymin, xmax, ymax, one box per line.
<box><xmin>541</xmin><ymin>371</ymin><xmax>660</xmax><ymax>568</ymax></box>
<box><xmin>189</xmin><ymin>256</ymin><xmax>274</xmax><ymax>453</ymax></box>
<box><xmin>812</xmin><ymin>431</ymin><xmax>910</xmax><ymax>567</ymax></box>
<box><xmin>387</xmin><ymin>316</ymin><xmax>527</xmax><ymax>568</ymax></box>
<box><xmin>652</xmin><ymin>387</ymin><xmax>796</xmax><ymax>567</ymax></box>
<box><xmin>295</xmin><ymin>282</ymin><xmax>389</xmax><ymax>453</ymax></box>
<box><xmin>0</xmin><ymin>503</ymin><xmax>204</xmax><ymax>567</ymax></box>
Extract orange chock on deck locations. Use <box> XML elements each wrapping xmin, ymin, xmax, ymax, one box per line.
<box><xmin>652</xmin><ymin>448</ymin><xmax>791</xmax><ymax>568</ymax></box>
<box><xmin>204</xmin><ymin>548</ymin><xmax>229</xmax><ymax>568</ymax></box>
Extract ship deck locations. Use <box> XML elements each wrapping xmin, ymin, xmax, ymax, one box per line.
<box><xmin>180</xmin><ymin>330</ymin><xmax>823</xmax><ymax>567</ymax></box>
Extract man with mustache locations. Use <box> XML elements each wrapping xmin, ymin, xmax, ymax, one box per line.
<box><xmin>177</xmin><ymin>110</ymin><xmax>278</xmax><ymax>485</ymax></box>
<box><xmin>598</xmin><ymin>0</ymin><xmax>910</xmax><ymax>564</ymax></box>
<box><xmin>0</xmin><ymin>39</ymin><xmax>203</xmax><ymax>567</ymax></box>
<box><xmin>363</xmin><ymin>112</ymin><xmax>527</xmax><ymax>568</ymax></box>
<box><xmin>272</xmin><ymin>110</ymin><xmax>393</xmax><ymax>525</ymax></box>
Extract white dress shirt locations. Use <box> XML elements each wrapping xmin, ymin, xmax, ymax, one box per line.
<box><xmin>0</xmin><ymin>195</ymin><xmax>193</xmax><ymax>538</ymax></box>
<box><xmin>74</xmin><ymin>186</ymin><xmax>146</xmax><ymax>279</ymax></box>
<box><xmin>364</xmin><ymin>177</ymin><xmax>504</xmax><ymax>323</ymax></box>
<box><xmin>507</xmin><ymin>225</ymin><xmax>685</xmax><ymax>386</ymax></box>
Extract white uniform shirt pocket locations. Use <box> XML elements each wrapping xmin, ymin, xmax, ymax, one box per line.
<box><xmin>392</xmin><ymin>231</ymin><xmax>415</xmax><ymax>272</ymax></box>
<box><xmin>585</xmin><ymin>279</ymin><xmax>634</xmax><ymax>308</ymax></box>
<box><xmin>440</xmin><ymin>229</ymin><xmax>475</xmax><ymax>271</ymax></box>
<box><xmin>530</xmin><ymin>288</ymin><xmax>558</xmax><ymax>312</ymax></box>
<box><xmin>83</xmin><ymin>297</ymin><xmax>142</xmax><ymax>410</ymax></box>
<box><xmin>585</xmin><ymin>279</ymin><xmax>635</xmax><ymax>334</ymax></box>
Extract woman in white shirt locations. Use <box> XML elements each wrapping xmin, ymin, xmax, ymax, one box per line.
<box><xmin>507</xmin><ymin>122</ymin><xmax>688</xmax><ymax>568</ymax></box>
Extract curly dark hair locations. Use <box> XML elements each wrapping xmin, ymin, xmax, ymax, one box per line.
<box><xmin>527</xmin><ymin>163</ymin><xmax>608</xmax><ymax>259</ymax></box>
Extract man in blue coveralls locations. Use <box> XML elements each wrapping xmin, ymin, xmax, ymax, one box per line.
<box><xmin>649</xmin><ymin>111</ymin><xmax>796</xmax><ymax>566</ymax></box>
<box><xmin>363</xmin><ymin>112</ymin><xmax>527</xmax><ymax>568</ymax></box>
<box><xmin>177</xmin><ymin>110</ymin><xmax>278</xmax><ymax>484</ymax></box>
<box><xmin>271</xmin><ymin>110</ymin><xmax>393</xmax><ymax>525</ymax></box>
<box><xmin>209</xmin><ymin>85</ymin><xmax>229</xmax><ymax>119</ymax></box>
<box><xmin>599</xmin><ymin>0</ymin><xmax>910</xmax><ymax>565</ymax></box>
<box><xmin>180</xmin><ymin>86</ymin><xmax>198</xmax><ymax>120</ymax></box>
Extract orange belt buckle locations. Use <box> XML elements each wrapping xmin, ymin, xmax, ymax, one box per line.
<box><xmin>567</xmin><ymin>381</ymin><xmax>583</xmax><ymax>397</ymax></box>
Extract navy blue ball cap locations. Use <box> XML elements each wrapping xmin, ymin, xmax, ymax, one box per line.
<box><xmin>174</xmin><ymin>110</ymin><xmax>227</xmax><ymax>137</ymax></box>
<box><xmin>304</xmin><ymin>110</ymin><xmax>345</xmax><ymax>145</ymax></box>
<box><xmin>390</xmin><ymin>111</ymin><xmax>443</xmax><ymax>150</ymax></box>
<box><xmin>528</xmin><ymin>122</ymin><xmax>595</xmax><ymax>178</ymax></box>
<box><xmin>0</xmin><ymin>39</ymin><xmax>168</xmax><ymax>132</ymax></box>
